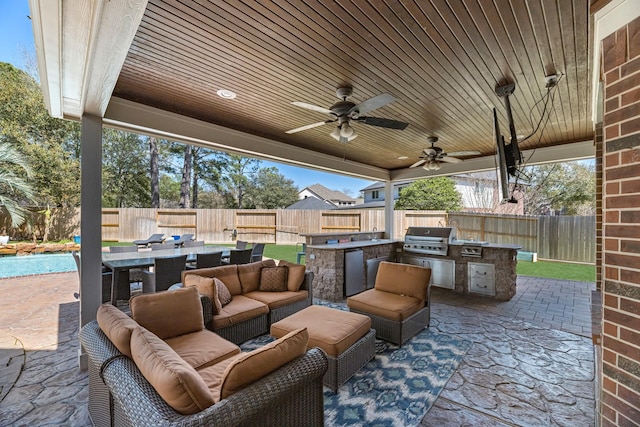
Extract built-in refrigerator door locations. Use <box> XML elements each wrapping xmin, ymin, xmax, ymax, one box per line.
<box><xmin>344</xmin><ymin>249</ymin><xmax>364</xmax><ymax>296</ymax></box>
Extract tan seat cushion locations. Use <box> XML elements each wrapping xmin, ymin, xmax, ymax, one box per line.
<box><xmin>347</xmin><ymin>288</ymin><xmax>423</xmax><ymax>322</ymax></box>
<box><xmin>278</xmin><ymin>260</ymin><xmax>307</xmax><ymax>292</ymax></box>
<box><xmin>270</xmin><ymin>305</ymin><xmax>371</xmax><ymax>357</ymax></box>
<box><xmin>244</xmin><ymin>290</ymin><xmax>308</xmax><ymax>309</ymax></box>
<box><xmin>237</xmin><ymin>260</ymin><xmax>276</xmax><ymax>293</ymax></box>
<box><xmin>96</xmin><ymin>304</ymin><xmax>138</xmax><ymax>358</ymax></box>
<box><xmin>212</xmin><ymin>295</ymin><xmax>269</xmax><ymax>330</ymax></box>
<box><xmin>130</xmin><ymin>286</ymin><xmax>204</xmax><ymax>340</ymax></box>
<box><xmin>218</xmin><ymin>328</ymin><xmax>308</xmax><ymax>400</ymax></box>
<box><xmin>375</xmin><ymin>262</ymin><xmax>431</xmax><ymax>305</ymax></box>
<box><xmin>130</xmin><ymin>327</ymin><xmax>215</xmax><ymax>415</ymax></box>
<box><xmin>165</xmin><ymin>329</ymin><xmax>241</xmax><ymax>370</ymax></box>
<box><xmin>182</xmin><ymin>264</ymin><xmax>242</xmax><ymax>295</ymax></box>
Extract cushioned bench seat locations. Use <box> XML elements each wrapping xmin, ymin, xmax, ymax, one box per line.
<box><xmin>165</xmin><ymin>330</ymin><xmax>240</xmax><ymax>370</ymax></box>
<box><xmin>270</xmin><ymin>305</ymin><xmax>375</xmax><ymax>390</ymax></box>
<box><xmin>345</xmin><ymin>288</ymin><xmax>423</xmax><ymax>322</ymax></box>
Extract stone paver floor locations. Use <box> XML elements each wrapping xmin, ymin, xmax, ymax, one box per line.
<box><xmin>0</xmin><ymin>272</ymin><xmax>596</xmax><ymax>426</ymax></box>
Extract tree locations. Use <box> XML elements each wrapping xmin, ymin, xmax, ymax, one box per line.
<box><xmin>522</xmin><ymin>160</ymin><xmax>595</xmax><ymax>215</ymax></box>
<box><xmin>0</xmin><ymin>141</ymin><xmax>35</xmax><ymax>227</ymax></box>
<box><xmin>179</xmin><ymin>145</ymin><xmax>192</xmax><ymax>208</ymax></box>
<box><xmin>149</xmin><ymin>137</ymin><xmax>160</xmax><ymax>208</ymax></box>
<box><xmin>102</xmin><ymin>130</ymin><xmax>150</xmax><ymax>207</ymax></box>
<box><xmin>217</xmin><ymin>154</ymin><xmax>261</xmax><ymax>208</ymax></box>
<box><xmin>395</xmin><ymin>177</ymin><xmax>462</xmax><ymax>211</ymax></box>
<box><xmin>244</xmin><ymin>166</ymin><xmax>299</xmax><ymax>208</ymax></box>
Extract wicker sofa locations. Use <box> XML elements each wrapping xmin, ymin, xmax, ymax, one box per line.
<box><xmin>79</xmin><ymin>287</ymin><xmax>327</xmax><ymax>427</ymax></box>
<box><xmin>180</xmin><ymin>259</ymin><xmax>313</xmax><ymax>344</ymax></box>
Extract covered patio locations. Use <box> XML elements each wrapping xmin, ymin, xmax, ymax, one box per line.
<box><xmin>27</xmin><ymin>0</ymin><xmax>640</xmax><ymax>424</ymax></box>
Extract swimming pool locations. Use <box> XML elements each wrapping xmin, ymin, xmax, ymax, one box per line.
<box><xmin>0</xmin><ymin>253</ymin><xmax>78</xmax><ymax>279</ymax></box>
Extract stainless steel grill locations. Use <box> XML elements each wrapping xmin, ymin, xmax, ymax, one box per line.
<box><xmin>403</xmin><ymin>227</ymin><xmax>457</xmax><ymax>257</ymax></box>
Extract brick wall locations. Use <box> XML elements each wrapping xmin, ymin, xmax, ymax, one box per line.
<box><xmin>600</xmin><ymin>15</ymin><xmax>640</xmax><ymax>427</ymax></box>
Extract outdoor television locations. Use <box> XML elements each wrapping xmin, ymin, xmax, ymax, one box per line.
<box><xmin>493</xmin><ymin>108</ymin><xmax>518</xmax><ymax>204</ymax></box>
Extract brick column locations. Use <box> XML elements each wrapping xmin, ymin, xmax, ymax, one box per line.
<box><xmin>600</xmin><ymin>15</ymin><xmax>640</xmax><ymax>427</ymax></box>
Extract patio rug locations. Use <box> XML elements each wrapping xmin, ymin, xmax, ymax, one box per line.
<box><xmin>240</xmin><ymin>301</ymin><xmax>472</xmax><ymax>427</ymax></box>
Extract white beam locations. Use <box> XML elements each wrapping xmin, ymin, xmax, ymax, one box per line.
<box><xmin>389</xmin><ymin>140</ymin><xmax>595</xmax><ymax>182</ymax></box>
<box><xmin>104</xmin><ymin>97</ymin><xmax>391</xmax><ymax>181</ymax></box>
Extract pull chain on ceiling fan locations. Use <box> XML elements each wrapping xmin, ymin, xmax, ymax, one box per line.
<box><xmin>286</xmin><ymin>87</ymin><xmax>409</xmax><ymax>143</ymax></box>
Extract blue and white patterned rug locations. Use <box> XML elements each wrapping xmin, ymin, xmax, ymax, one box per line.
<box><xmin>241</xmin><ymin>301</ymin><xmax>472</xmax><ymax>427</ymax></box>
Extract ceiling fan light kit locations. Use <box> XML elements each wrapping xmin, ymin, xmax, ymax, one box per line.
<box><xmin>409</xmin><ymin>136</ymin><xmax>480</xmax><ymax>170</ymax></box>
<box><xmin>286</xmin><ymin>86</ymin><xmax>408</xmax><ymax>142</ymax></box>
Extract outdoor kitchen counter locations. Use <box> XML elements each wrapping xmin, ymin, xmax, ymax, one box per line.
<box><xmin>305</xmin><ymin>238</ymin><xmax>404</xmax><ymax>302</ymax></box>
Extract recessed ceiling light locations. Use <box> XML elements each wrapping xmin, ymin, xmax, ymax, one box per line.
<box><xmin>398</xmin><ymin>156</ymin><xmax>408</xmax><ymax>160</ymax></box>
<box><xmin>217</xmin><ymin>89</ymin><xmax>237</xmax><ymax>99</ymax></box>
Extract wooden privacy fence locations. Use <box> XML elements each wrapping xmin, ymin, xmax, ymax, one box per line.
<box><xmin>0</xmin><ymin>207</ymin><xmax>595</xmax><ymax>263</ymax></box>
<box><xmin>449</xmin><ymin>212</ymin><xmax>596</xmax><ymax>263</ymax></box>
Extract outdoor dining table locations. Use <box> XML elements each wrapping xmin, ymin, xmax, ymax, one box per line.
<box><xmin>102</xmin><ymin>245</ymin><xmax>231</xmax><ymax>305</ymax></box>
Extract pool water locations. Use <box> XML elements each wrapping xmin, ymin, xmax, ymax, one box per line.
<box><xmin>0</xmin><ymin>253</ymin><xmax>78</xmax><ymax>279</ymax></box>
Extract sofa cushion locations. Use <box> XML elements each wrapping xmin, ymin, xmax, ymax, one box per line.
<box><xmin>215</xmin><ymin>278</ymin><xmax>232</xmax><ymax>307</ymax></box>
<box><xmin>184</xmin><ymin>275</ymin><xmax>221</xmax><ymax>314</ymax></box>
<box><xmin>197</xmin><ymin>356</ymin><xmax>241</xmax><ymax>403</ymax></box>
<box><xmin>182</xmin><ymin>264</ymin><xmax>242</xmax><ymax>295</ymax></box>
<box><xmin>165</xmin><ymin>329</ymin><xmax>241</xmax><ymax>370</ymax></box>
<box><xmin>237</xmin><ymin>260</ymin><xmax>276</xmax><ymax>293</ymax></box>
<box><xmin>218</xmin><ymin>328</ymin><xmax>308</xmax><ymax>399</ymax></box>
<box><xmin>259</xmin><ymin>266</ymin><xmax>288</xmax><ymax>292</ymax></box>
<box><xmin>130</xmin><ymin>327</ymin><xmax>215</xmax><ymax>415</ymax></box>
<box><xmin>212</xmin><ymin>295</ymin><xmax>269</xmax><ymax>330</ymax></box>
<box><xmin>96</xmin><ymin>304</ymin><xmax>138</xmax><ymax>358</ymax></box>
<box><xmin>278</xmin><ymin>260</ymin><xmax>307</xmax><ymax>292</ymax></box>
<box><xmin>244</xmin><ymin>290</ymin><xmax>308</xmax><ymax>309</ymax></box>
<box><xmin>374</xmin><ymin>261</ymin><xmax>431</xmax><ymax>305</ymax></box>
<box><xmin>130</xmin><ymin>286</ymin><xmax>204</xmax><ymax>340</ymax></box>
<box><xmin>347</xmin><ymin>288</ymin><xmax>423</xmax><ymax>322</ymax></box>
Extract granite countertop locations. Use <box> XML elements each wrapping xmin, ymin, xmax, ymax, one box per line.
<box><xmin>309</xmin><ymin>239</ymin><xmax>401</xmax><ymax>250</ymax></box>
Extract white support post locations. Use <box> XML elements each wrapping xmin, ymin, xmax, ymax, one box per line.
<box><xmin>384</xmin><ymin>181</ymin><xmax>394</xmax><ymax>240</ymax></box>
<box><xmin>79</xmin><ymin>114</ymin><xmax>103</xmax><ymax>370</ymax></box>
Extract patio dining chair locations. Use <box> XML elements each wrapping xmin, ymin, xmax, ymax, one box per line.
<box><xmin>141</xmin><ymin>254</ymin><xmax>188</xmax><ymax>293</ymax></box>
<box><xmin>223</xmin><ymin>248</ymin><xmax>253</xmax><ymax>265</ymax></box>
<box><xmin>235</xmin><ymin>240</ymin><xmax>248</xmax><ymax>249</ymax></box>
<box><xmin>151</xmin><ymin>242</ymin><xmax>175</xmax><ymax>251</ymax></box>
<box><xmin>183</xmin><ymin>240</ymin><xmax>205</xmax><ymax>248</ymax></box>
<box><xmin>109</xmin><ymin>245</ymin><xmax>145</xmax><ymax>286</ymax></box>
<box><xmin>296</xmin><ymin>243</ymin><xmax>306</xmax><ymax>264</ymax></box>
<box><xmin>186</xmin><ymin>251</ymin><xmax>223</xmax><ymax>270</ymax></box>
<box><xmin>72</xmin><ymin>251</ymin><xmax>126</xmax><ymax>303</ymax></box>
<box><xmin>250</xmin><ymin>243</ymin><xmax>265</xmax><ymax>263</ymax></box>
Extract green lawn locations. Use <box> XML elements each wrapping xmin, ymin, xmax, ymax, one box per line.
<box><xmin>517</xmin><ymin>260</ymin><xmax>595</xmax><ymax>282</ymax></box>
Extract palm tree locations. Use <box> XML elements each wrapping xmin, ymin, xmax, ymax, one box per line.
<box><xmin>0</xmin><ymin>141</ymin><xmax>35</xmax><ymax>227</ymax></box>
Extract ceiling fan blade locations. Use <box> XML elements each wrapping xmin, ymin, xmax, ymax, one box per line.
<box><xmin>350</xmin><ymin>93</ymin><xmax>395</xmax><ymax>115</ymax></box>
<box><xmin>410</xmin><ymin>159</ymin><xmax>426</xmax><ymax>168</ymax></box>
<box><xmin>291</xmin><ymin>101</ymin><xmax>334</xmax><ymax>115</ymax></box>
<box><xmin>423</xmin><ymin>148</ymin><xmax>436</xmax><ymax>156</ymax></box>
<box><xmin>356</xmin><ymin>116</ymin><xmax>408</xmax><ymax>130</ymax></box>
<box><xmin>285</xmin><ymin>121</ymin><xmax>329</xmax><ymax>134</ymax></box>
<box><xmin>440</xmin><ymin>156</ymin><xmax>463</xmax><ymax>164</ymax></box>
<box><xmin>447</xmin><ymin>150</ymin><xmax>481</xmax><ymax>157</ymax></box>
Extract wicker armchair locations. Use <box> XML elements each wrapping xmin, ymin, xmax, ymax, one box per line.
<box><xmin>347</xmin><ymin>261</ymin><xmax>432</xmax><ymax>346</ymax></box>
<box><xmin>79</xmin><ymin>320</ymin><xmax>327</xmax><ymax>427</ymax></box>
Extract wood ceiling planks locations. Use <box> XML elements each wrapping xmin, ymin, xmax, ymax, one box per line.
<box><xmin>113</xmin><ymin>0</ymin><xmax>593</xmax><ymax>171</ymax></box>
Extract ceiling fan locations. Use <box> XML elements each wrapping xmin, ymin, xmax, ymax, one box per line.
<box><xmin>409</xmin><ymin>136</ymin><xmax>481</xmax><ymax>170</ymax></box>
<box><xmin>285</xmin><ymin>86</ymin><xmax>408</xmax><ymax>143</ymax></box>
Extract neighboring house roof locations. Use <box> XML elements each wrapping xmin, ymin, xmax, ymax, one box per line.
<box><xmin>304</xmin><ymin>184</ymin><xmax>355</xmax><ymax>202</ymax></box>
<box><xmin>286</xmin><ymin>197</ymin><xmax>336</xmax><ymax>210</ymax></box>
<box><xmin>360</xmin><ymin>181</ymin><xmax>413</xmax><ymax>192</ymax></box>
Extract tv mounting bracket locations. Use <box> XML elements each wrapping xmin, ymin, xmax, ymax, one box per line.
<box><xmin>495</xmin><ymin>82</ymin><xmax>523</xmax><ymax>170</ymax></box>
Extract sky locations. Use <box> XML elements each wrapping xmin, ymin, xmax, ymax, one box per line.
<box><xmin>0</xmin><ymin>1</ymin><xmax>375</xmax><ymax>197</ymax></box>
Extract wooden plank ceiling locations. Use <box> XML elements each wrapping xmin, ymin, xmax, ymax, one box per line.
<box><xmin>114</xmin><ymin>0</ymin><xmax>592</xmax><ymax>171</ymax></box>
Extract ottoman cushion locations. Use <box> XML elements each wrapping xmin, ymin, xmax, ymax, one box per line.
<box><xmin>270</xmin><ymin>305</ymin><xmax>371</xmax><ymax>357</ymax></box>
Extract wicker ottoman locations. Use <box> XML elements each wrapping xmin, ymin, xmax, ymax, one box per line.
<box><xmin>270</xmin><ymin>305</ymin><xmax>375</xmax><ymax>391</ymax></box>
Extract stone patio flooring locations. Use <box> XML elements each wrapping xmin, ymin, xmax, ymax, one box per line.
<box><xmin>0</xmin><ymin>272</ymin><xmax>596</xmax><ymax>426</ymax></box>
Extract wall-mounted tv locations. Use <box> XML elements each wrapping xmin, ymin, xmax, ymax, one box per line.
<box><xmin>493</xmin><ymin>108</ymin><xmax>518</xmax><ymax>204</ymax></box>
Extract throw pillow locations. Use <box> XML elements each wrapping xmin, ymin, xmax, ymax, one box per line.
<box><xmin>130</xmin><ymin>286</ymin><xmax>204</xmax><ymax>340</ymax></box>
<box><xmin>130</xmin><ymin>327</ymin><xmax>215</xmax><ymax>415</ymax></box>
<box><xmin>278</xmin><ymin>260</ymin><xmax>306</xmax><ymax>292</ymax></box>
<box><xmin>219</xmin><ymin>328</ymin><xmax>308</xmax><ymax>399</ymax></box>
<box><xmin>215</xmin><ymin>278</ymin><xmax>232</xmax><ymax>307</ymax></box>
<box><xmin>259</xmin><ymin>266</ymin><xmax>288</xmax><ymax>292</ymax></box>
<box><xmin>184</xmin><ymin>274</ymin><xmax>221</xmax><ymax>314</ymax></box>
